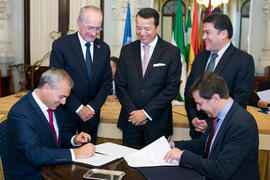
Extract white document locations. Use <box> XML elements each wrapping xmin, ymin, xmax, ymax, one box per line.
<box><xmin>257</xmin><ymin>89</ymin><xmax>270</xmax><ymax>103</ymax></box>
<box><xmin>95</xmin><ymin>142</ymin><xmax>138</xmax><ymax>158</ymax></box>
<box><xmin>124</xmin><ymin>136</ymin><xmax>179</xmax><ymax>167</ymax></box>
<box><xmin>73</xmin><ymin>153</ymin><xmax>118</xmax><ymax>167</ymax></box>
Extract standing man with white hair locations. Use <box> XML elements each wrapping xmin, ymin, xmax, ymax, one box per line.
<box><xmin>50</xmin><ymin>6</ymin><xmax>112</xmax><ymax>144</ymax></box>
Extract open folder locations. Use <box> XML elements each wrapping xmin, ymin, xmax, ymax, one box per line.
<box><xmin>73</xmin><ymin>142</ymin><xmax>138</xmax><ymax>168</ymax></box>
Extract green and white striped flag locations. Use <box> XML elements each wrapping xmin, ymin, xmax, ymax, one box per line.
<box><xmin>171</xmin><ymin>0</ymin><xmax>187</xmax><ymax>102</ymax></box>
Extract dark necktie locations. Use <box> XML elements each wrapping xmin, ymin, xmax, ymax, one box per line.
<box><xmin>205</xmin><ymin>52</ymin><xmax>218</xmax><ymax>72</ymax></box>
<box><xmin>47</xmin><ymin>109</ymin><xmax>58</xmax><ymax>144</ymax></box>
<box><xmin>85</xmin><ymin>42</ymin><xmax>92</xmax><ymax>77</ymax></box>
<box><xmin>204</xmin><ymin>117</ymin><xmax>219</xmax><ymax>158</ymax></box>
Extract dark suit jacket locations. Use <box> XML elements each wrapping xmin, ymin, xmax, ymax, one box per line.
<box><xmin>50</xmin><ymin>32</ymin><xmax>112</xmax><ymax>131</ymax></box>
<box><xmin>185</xmin><ymin>43</ymin><xmax>255</xmax><ymax>137</ymax></box>
<box><xmin>7</xmin><ymin>92</ymin><xmax>73</xmax><ymax>180</ymax></box>
<box><xmin>250</xmin><ymin>80</ymin><xmax>270</xmax><ymax>107</ymax></box>
<box><xmin>115</xmin><ymin>37</ymin><xmax>181</xmax><ymax>140</ymax></box>
<box><xmin>175</xmin><ymin>101</ymin><xmax>259</xmax><ymax>180</ymax></box>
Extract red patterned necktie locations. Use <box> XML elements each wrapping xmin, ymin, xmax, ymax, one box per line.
<box><xmin>47</xmin><ymin>109</ymin><xmax>58</xmax><ymax>144</ymax></box>
<box><xmin>204</xmin><ymin>117</ymin><xmax>219</xmax><ymax>158</ymax></box>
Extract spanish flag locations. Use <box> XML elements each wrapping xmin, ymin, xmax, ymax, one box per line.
<box><xmin>188</xmin><ymin>0</ymin><xmax>199</xmax><ymax>75</ymax></box>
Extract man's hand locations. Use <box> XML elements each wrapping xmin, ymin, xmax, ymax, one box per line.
<box><xmin>257</xmin><ymin>100</ymin><xmax>269</xmax><ymax>109</ymax></box>
<box><xmin>192</xmin><ymin>117</ymin><xmax>207</xmax><ymax>133</ymax></box>
<box><xmin>78</xmin><ymin>106</ymin><xmax>95</xmax><ymax>122</ymax></box>
<box><xmin>164</xmin><ymin>148</ymin><xmax>182</xmax><ymax>163</ymax></box>
<box><xmin>73</xmin><ymin>132</ymin><xmax>91</xmax><ymax>145</ymax></box>
<box><xmin>106</xmin><ymin>95</ymin><xmax>118</xmax><ymax>103</ymax></box>
<box><xmin>129</xmin><ymin>110</ymin><xmax>147</xmax><ymax>126</ymax></box>
<box><xmin>73</xmin><ymin>143</ymin><xmax>96</xmax><ymax>159</ymax></box>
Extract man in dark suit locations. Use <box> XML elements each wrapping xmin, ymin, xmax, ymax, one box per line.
<box><xmin>106</xmin><ymin>56</ymin><xmax>119</xmax><ymax>103</ymax></box>
<box><xmin>50</xmin><ymin>6</ymin><xmax>112</xmax><ymax>144</ymax></box>
<box><xmin>250</xmin><ymin>80</ymin><xmax>270</xmax><ymax>109</ymax></box>
<box><xmin>7</xmin><ymin>69</ymin><xmax>95</xmax><ymax>180</ymax></box>
<box><xmin>164</xmin><ymin>72</ymin><xmax>259</xmax><ymax>180</ymax></box>
<box><xmin>115</xmin><ymin>8</ymin><xmax>181</xmax><ymax>146</ymax></box>
<box><xmin>185</xmin><ymin>13</ymin><xmax>255</xmax><ymax>139</ymax></box>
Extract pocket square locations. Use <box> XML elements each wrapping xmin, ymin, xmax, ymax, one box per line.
<box><xmin>153</xmin><ymin>63</ymin><xmax>166</xmax><ymax>67</ymax></box>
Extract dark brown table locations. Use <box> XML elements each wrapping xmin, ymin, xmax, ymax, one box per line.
<box><xmin>42</xmin><ymin>158</ymin><xmax>146</xmax><ymax>180</ymax></box>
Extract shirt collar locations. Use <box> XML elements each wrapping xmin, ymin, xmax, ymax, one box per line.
<box><xmin>77</xmin><ymin>32</ymin><xmax>94</xmax><ymax>48</ymax></box>
<box><xmin>32</xmin><ymin>89</ymin><xmax>50</xmax><ymax>113</ymax></box>
<box><xmin>216</xmin><ymin>41</ymin><xmax>230</xmax><ymax>58</ymax></box>
<box><xmin>217</xmin><ymin>98</ymin><xmax>234</xmax><ymax>121</ymax></box>
<box><xmin>140</xmin><ymin>35</ymin><xmax>158</xmax><ymax>49</ymax></box>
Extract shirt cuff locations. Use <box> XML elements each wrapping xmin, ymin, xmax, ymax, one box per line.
<box><xmin>143</xmin><ymin>109</ymin><xmax>152</xmax><ymax>121</ymax></box>
<box><xmin>171</xmin><ymin>141</ymin><xmax>175</xmax><ymax>149</ymax></box>
<box><xmin>87</xmin><ymin>105</ymin><xmax>95</xmax><ymax>112</ymax></box>
<box><xmin>70</xmin><ymin>149</ymin><xmax>76</xmax><ymax>160</ymax></box>
<box><xmin>71</xmin><ymin>135</ymin><xmax>81</xmax><ymax>147</ymax></box>
<box><xmin>75</xmin><ymin>105</ymin><xmax>83</xmax><ymax>113</ymax></box>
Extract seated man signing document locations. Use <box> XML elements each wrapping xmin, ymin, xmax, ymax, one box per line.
<box><xmin>164</xmin><ymin>72</ymin><xmax>259</xmax><ymax>180</ymax></box>
<box><xmin>7</xmin><ymin>69</ymin><xmax>95</xmax><ymax>180</ymax></box>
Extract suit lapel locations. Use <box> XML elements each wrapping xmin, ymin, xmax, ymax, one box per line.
<box><xmin>214</xmin><ymin>43</ymin><xmax>235</xmax><ymax>74</ymax></box>
<box><xmin>143</xmin><ymin>37</ymin><xmax>164</xmax><ymax>80</ymax></box>
<box><xmin>27</xmin><ymin>92</ymin><xmax>59</xmax><ymax>146</ymax></box>
<box><xmin>70</xmin><ymin>33</ymin><xmax>90</xmax><ymax>79</ymax></box>
<box><xmin>92</xmin><ymin>39</ymin><xmax>102</xmax><ymax>77</ymax></box>
<box><xmin>133</xmin><ymin>41</ymin><xmax>144</xmax><ymax>81</ymax></box>
<box><xmin>201</xmin><ymin>51</ymin><xmax>211</xmax><ymax>73</ymax></box>
<box><xmin>209</xmin><ymin>102</ymin><xmax>236</xmax><ymax>157</ymax></box>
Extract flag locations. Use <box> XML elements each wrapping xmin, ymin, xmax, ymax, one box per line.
<box><xmin>207</xmin><ymin>0</ymin><xmax>212</xmax><ymax>16</ymax></box>
<box><xmin>171</xmin><ymin>0</ymin><xmax>186</xmax><ymax>102</ymax></box>
<box><xmin>188</xmin><ymin>0</ymin><xmax>199</xmax><ymax>75</ymax></box>
<box><xmin>198</xmin><ymin>8</ymin><xmax>205</xmax><ymax>52</ymax></box>
<box><xmin>185</xmin><ymin>9</ymin><xmax>192</xmax><ymax>68</ymax></box>
<box><xmin>123</xmin><ymin>3</ymin><xmax>132</xmax><ymax>46</ymax></box>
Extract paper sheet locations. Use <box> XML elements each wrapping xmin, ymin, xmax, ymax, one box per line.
<box><xmin>73</xmin><ymin>153</ymin><xmax>118</xmax><ymax>167</ymax></box>
<box><xmin>257</xmin><ymin>89</ymin><xmax>270</xmax><ymax>103</ymax></box>
<box><xmin>95</xmin><ymin>142</ymin><xmax>138</xmax><ymax>158</ymax></box>
<box><xmin>124</xmin><ymin>136</ymin><xmax>179</xmax><ymax>167</ymax></box>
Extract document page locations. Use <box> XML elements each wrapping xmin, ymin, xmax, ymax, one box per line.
<box><xmin>73</xmin><ymin>153</ymin><xmax>118</xmax><ymax>167</ymax></box>
<box><xmin>257</xmin><ymin>89</ymin><xmax>270</xmax><ymax>103</ymax></box>
<box><xmin>95</xmin><ymin>142</ymin><xmax>138</xmax><ymax>158</ymax></box>
<box><xmin>124</xmin><ymin>136</ymin><xmax>179</xmax><ymax>167</ymax></box>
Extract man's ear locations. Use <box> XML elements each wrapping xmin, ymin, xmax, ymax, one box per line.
<box><xmin>43</xmin><ymin>83</ymin><xmax>51</xmax><ymax>91</ymax></box>
<box><xmin>220</xmin><ymin>29</ymin><xmax>228</xmax><ymax>40</ymax></box>
<box><xmin>212</xmin><ymin>93</ymin><xmax>221</xmax><ymax>102</ymax></box>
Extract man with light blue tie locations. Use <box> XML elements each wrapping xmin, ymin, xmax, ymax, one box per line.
<box><xmin>50</xmin><ymin>5</ymin><xmax>112</xmax><ymax>144</ymax></box>
<box><xmin>164</xmin><ymin>72</ymin><xmax>259</xmax><ymax>180</ymax></box>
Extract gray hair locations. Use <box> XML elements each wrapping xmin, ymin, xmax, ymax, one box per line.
<box><xmin>78</xmin><ymin>5</ymin><xmax>102</xmax><ymax>21</ymax></box>
<box><xmin>38</xmin><ymin>68</ymin><xmax>74</xmax><ymax>89</ymax></box>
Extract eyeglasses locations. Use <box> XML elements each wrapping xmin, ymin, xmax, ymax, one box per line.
<box><xmin>85</xmin><ymin>26</ymin><xmax>103</xmax><ymax>32</ymax></box>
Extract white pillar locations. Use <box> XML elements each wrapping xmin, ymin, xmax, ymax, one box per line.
<box><xmin>0</xmin><ymin>0</ymin><xmax>14</xmax><ymax>76</ymax></box>
<box><xmin>257</xmin><ymin>0</ymin><xmax>270</xmax><ymax>75</ymax></box>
